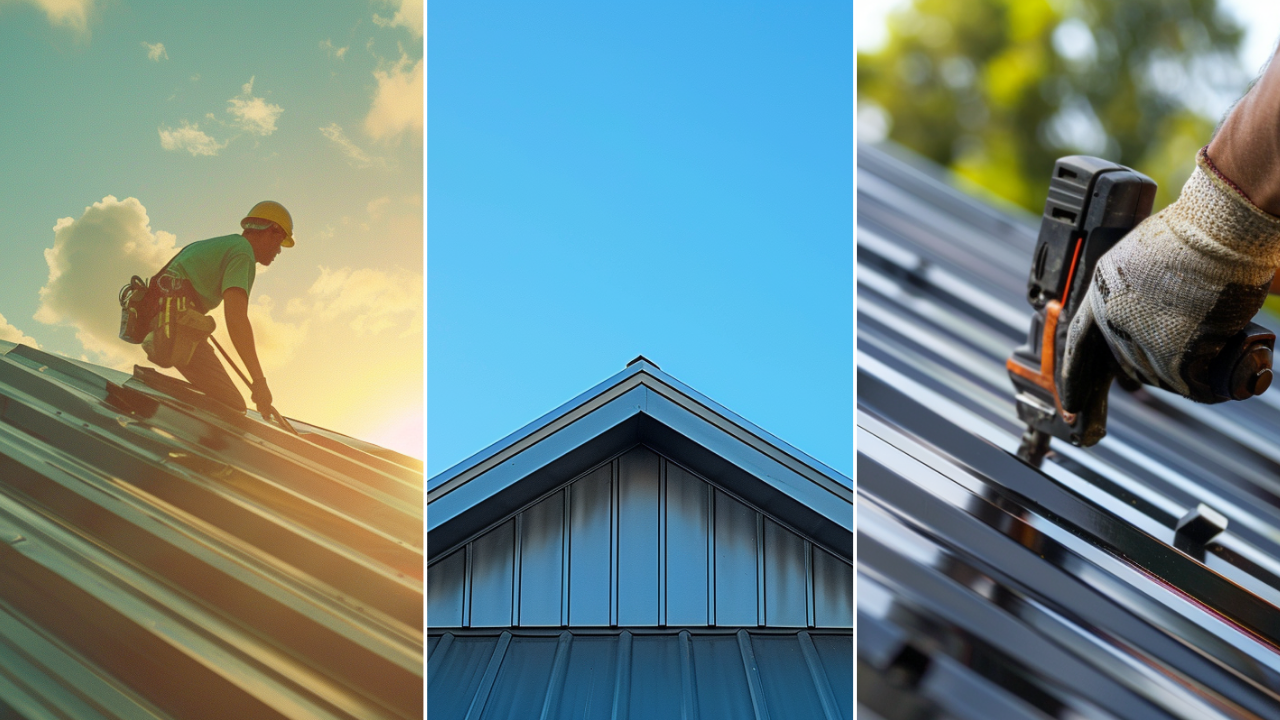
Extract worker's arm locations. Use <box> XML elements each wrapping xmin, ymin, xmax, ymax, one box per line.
<box><xmin>222</xmin><ymin>288</ymin><xmax>271</xmax><ymax>407</ymax></box>
<box><xmin>1061</xmin><ymin>45</ymin><xmax>1280</xmax><ymax>404</ymax></box>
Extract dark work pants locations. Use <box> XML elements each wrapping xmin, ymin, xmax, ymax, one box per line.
<box><xmin>176</xmin><ymin>338</ymin><xmax>247</xmax><ymax>413</ymax></box>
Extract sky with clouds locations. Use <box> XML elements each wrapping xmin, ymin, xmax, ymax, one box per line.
<box><xmin>0</xmin><ymin>0</ymin><xmax>423</xmax><ymax>457</ymax></box>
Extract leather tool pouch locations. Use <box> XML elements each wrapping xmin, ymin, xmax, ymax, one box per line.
<box><xmin>141</xmin><ymin>273</ymin><xmax>215</xmax><ymax>368</ymax></box>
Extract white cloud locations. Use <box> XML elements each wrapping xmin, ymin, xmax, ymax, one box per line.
<box><xmin>142</xmin><ymin>41</ymin><xmax>167</xmax><ymax>61</ymax></box>
<box><xmin>6</xmin><ymin>0</ymin><xmax>95</xmax><ymax>35</ymax></box>
<box><xmin>320</xmin><ymin>123</ymin><xmax>384</xmax><ymax>168</ymax></box>
<box><xmin>35</xmin><ymin>196</ymin><xmax>178</xmax><ymax>369</ymax></box>
<box><xmin>364</xmin><ymin>54</ymin><xmax>423</xmax><ymax>142</ymax></box>
<box><xmin>0</xmin><ymin>313</ymin><xmax>39</xmax><ymax>347</ymax></box>
<box><xmin>371</xmin><ymin>0</ymin><xmax>423</xmax><ymax>38</ymax></box>
<box><xmin>367</xmin><ymin>197</ymin><xmax>391</xmax><ymax>219</ymax></box>
<box><xmin>287</xmin><ymin>266</ymin><xmax>422</xmax><ymax>339</ymax></box>
<box><xmin>320</xmin><ymin>38</ymin><xmax>348</xmax><ymax>59</ymax></box>
<box><xmin>158</xmin><ymin>121</ymin><xmax>227</xmax><ymax>156</ymax></box>
<box><xmin>227</xmin><ymin>76</ymin><xmax>283</xmax><ymax>136</ymax></box>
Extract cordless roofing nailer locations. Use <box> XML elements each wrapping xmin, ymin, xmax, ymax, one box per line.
<box><xmin>1006</xmin><ymin>156</ymin><xmax>1276</xmax><ymax>467</ymax></box>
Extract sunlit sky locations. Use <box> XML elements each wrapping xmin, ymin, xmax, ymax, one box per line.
<box><xmin>429</xmin><ymin>2</ymin><xmax>854</xmax><ymax>478</ymax></box>
<box><xmin>0</xmin><ymin>0</ymin><xmax>423</xmax><ymax>457</ymax></box>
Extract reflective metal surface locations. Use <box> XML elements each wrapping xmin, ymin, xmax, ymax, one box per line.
<box><xmin>428</xmin><ymin>363</ymin><xmax>852</xmax><ymax>719</ymax></box>
<box><xmin>426</xmin><ymin>629</ymin><xmax>853</xmax><ymax>720</ymax></box>
<box><xmin>858</xmin><ymin>142</ymin><xmax>1280</xmax><ymax>720</ymax></box>
<box><xmin>0</xmin><ymin>340</ymin><xmax>423</xmax><ymax>719</ymax></box>
<box><xmin>429</xmin><ymin>445</ymin><xmax>851</xmax><ymax>629</ymax></box>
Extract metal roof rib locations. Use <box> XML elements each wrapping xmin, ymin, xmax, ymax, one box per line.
<box><xmin>0</xmin><ymin>343</ymin><xmax>423</xmax><ymax>718</ymax></box>
<box><xmin>858</xmin><ymin>141</ymin><xmax>1280</xmax><ymax>719</ymax></box>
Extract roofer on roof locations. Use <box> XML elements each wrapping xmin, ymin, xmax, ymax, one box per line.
<box><xmin>135</xmin><ymin>201</ymin><xmax>293</xmax><ymax>414</ymax></box>
<box><xmin>1061</xmin><ymin>41</ymin><xmax>1280</xmax><ymax>404</ymax></box>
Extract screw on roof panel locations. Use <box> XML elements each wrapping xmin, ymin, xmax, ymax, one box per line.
<box><xmin>626</xmin><ymin>355</ymin><xmax>660</xmax><ymax>370</ymax></box>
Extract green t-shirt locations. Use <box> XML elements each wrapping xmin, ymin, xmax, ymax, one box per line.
<box><xmin>168</xmin><ymin>235</ymin><xmax>256</xmax><ymax>312</ymax></box>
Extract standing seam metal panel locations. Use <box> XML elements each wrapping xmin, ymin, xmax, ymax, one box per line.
<box><xmin>428</xmin><ymin>445</ymin><xmax>853</xmax><ymax>629</ymax></box>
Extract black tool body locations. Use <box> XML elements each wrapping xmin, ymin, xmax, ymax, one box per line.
<box><xmin>1006</xmin><ymin>156</ymin><xmax>1276</xmax><ymax>466</ymax></box>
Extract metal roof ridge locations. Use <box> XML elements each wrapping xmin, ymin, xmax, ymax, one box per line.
<box><xmin>428</xmin><ymin>360</ymin><xmax>849</xmax><ymax>493</ymax></box>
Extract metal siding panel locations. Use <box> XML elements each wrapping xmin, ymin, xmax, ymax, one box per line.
<box><xmin>813</xmin><ymin>549</ymin><xmax>853</xmax><ymax>628</ymax></box>
<box><xmin>471</xmin><ymin>520</ymin><xmax>516</xmax><ymax>627</ymax></box>
<box><xmin>764</xmin><ymin>520</ymin><xmax>808</xmax><ymax>627</ymax></box>
<box><xmin>750</xmin><ymin>634</ymin><xmax>825</xmax><ymax>720</ymax></box>
<box><xmin>551</xmin><ymin>636</ymin><xmax>618</xmax><ymax>720</ymax></box>
<box><xmin>629</xmin><ymin>635</ymin><xmax>682</xmax><ymax>719</ymax></box>
<box><xmin>479</xmin><ymin>637</ymin><xmax>560</xmax><ymax>720</ymax></box>
<box><xmin>809</xmin><ymin>634</ymin><xmax>854</xmax><ymax>720</ymax></box>
<box><xmin>569</xmin><ymin>465</ymin><xmax>612</xmax><ymax>626</ymax></box>
<box><xmin>618</xmin><ymin>447</ymin><xmax>660</xmax><ymax>626</ymax></box>
<box><xmin>427</xmin><ymin>636</ymin><xmax>439</xmax><ymax>658</ymax></box>
<box><xmin>666</xmin><ymin>463</ymin><xmax>710</xmax><ymax>627</ymax></box>
<box><xmin>520</xmin><ymin>491</ymin><xmax>565</xmax><ymax>627</ymax></box>
<box><xmin>691</xmin><ymin>635</ymin><xmax>755</xmax><ymax>720</ymax></box>
<box><xmin>715</xmin><ymin>491</ymin><xmax>759</xmax><ymax>627</ymax></box>
<box><xmin>426</xmin><ymin>636</ymin><xmax>498</xmax><ymax>720</ymax></box>
<box><xmin>428</xmin><ymin>549</ymin><xmax>466</xmax><ymax>628</ymax></box>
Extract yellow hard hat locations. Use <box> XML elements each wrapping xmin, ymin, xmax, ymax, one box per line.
<box><xmin>241</xmin><ymin>200</ymin><xmax>294</xmax><ymax>247</ymax></box>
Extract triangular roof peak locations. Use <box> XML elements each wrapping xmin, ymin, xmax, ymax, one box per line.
<box><xmin>428</xmin><ymin>361</ymin><xmax>851</xmax><ymax>562</ymax></box>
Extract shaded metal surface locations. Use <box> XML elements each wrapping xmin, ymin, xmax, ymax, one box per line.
<box><xmin>428</xmin><ymin>361</ymin><xmax>852</xmax><ymax>563</ymax></box>
<box><xmin>857</xmin><ymin>142</ymin><xmax>1280</xmax><ymax>720</ymax></box>
<box><xmin>428</xmin><ymin>364</ymin><xmax>853</xmax><ymax>718</ymax></box>
<box><xmin>0</xmin><ymin>340</ymin><xmax>423</xmax><ymax>719</ymax></box>
<box><xmin>426</xmin><ymin>629</ymin><xmax>853</xmax><ymax>720</ymax></box>
<box><xmin>429</xmin><ymin>445</ymin><xmax>851</xmax><ymax>630</ymax></box>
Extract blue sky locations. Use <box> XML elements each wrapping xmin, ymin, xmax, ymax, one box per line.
<box><xmin>0</xmin><ymin>0</ymin><xmax>423</xmax><ymax>456</ymax></box>
<box><xmin>428</xmin><ymin>3</ymin><xmax>853</xmax><ymax>477</ymax></box>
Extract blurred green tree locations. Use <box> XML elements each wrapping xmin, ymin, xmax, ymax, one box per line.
<box><xmin>858</xmin><ymin>0</ymin><xmax>1249</xmax><ymax>213</ymax></box>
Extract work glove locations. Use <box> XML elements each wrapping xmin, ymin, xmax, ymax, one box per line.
<box><xmin>250</xmin><ymin>376</ymin><xmax>273</xmax><ymax>411</ymax></box>
<box><xmin>1062</xmin><ymin>147</ymin><xmax>1280</xmax><ymax>407</ymax></box>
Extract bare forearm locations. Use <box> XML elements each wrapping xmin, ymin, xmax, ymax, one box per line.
<box><xmin>226</xmin><ymin>314</ymin><xmax>265</xmax><ymax>381</ymax></box>
<box><xmin>1209</xmin><ymin>46</ymin><xmax>1280</xmax><ymax>216</ymax></box>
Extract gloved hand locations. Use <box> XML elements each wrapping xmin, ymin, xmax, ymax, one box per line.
<box><xmin>250</xmin><ymin>376</ymin><xmax>273</xmax><ymax>411</ymax></box>
<box><xmin>1062</xmin><ymin>148</ymin><xmax>1280</xmax><ymax>407</ymax></box>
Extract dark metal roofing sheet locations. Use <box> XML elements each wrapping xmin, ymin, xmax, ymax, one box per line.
<box><xmin>0</xmin><ymin>340</ymin><xmax>423</xmax><ymax>719</ymax></box>
<box><xmin>857</xmin><ymin>142</ymin><xmax>1280</xmax><ymax>719</ymax></box>
<box><xmin>426</xmin><ymin>629</ymin><xmax>852</xmax><ymax>720</ymax></box>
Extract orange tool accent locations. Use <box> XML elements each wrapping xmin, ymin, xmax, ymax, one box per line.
<box><xmin>1006</xmin><ymin>300</ymin><xmax>1078</xmax><ymax>423</ymax></box>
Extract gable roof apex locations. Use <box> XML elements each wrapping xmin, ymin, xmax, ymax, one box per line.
<box><xmin>428</xmin><ymin>362</ymin><xmax>852</xmax><ymax>562</ymax></box>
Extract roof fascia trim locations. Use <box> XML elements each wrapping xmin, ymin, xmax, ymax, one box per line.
<box><xmin>428</xmin><ymin>364</ymin><xmax>646</xmax><ymax>494</ymax></box>
<box><xmin>428</xmin><ymin>382</ymin><xmax>852</xmax><ymax>561</ymax></box>
<box><xmin>430</xmin><ymin>361</ymin><xmax>850</xmax><ymax>497</ymax></box>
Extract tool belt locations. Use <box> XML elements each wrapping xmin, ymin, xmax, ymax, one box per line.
<box><xmin>137</xmin><ymin>272</ymin><xmax>216</xmax><ymax>369</ymax></box>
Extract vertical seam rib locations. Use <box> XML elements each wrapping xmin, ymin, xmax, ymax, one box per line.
<box><xmin>611</xmin><ymin>630</ymin><xmax>633</xmax><ymax>720</ymax></box>
<box><xmin>805</xmin><ymin>540</ymin><xmax>815</xmax><ymax>629</ymax></box>
<box><xmin>736</xmin><ymin>629</ymin><xmax>769</xmax><ymax>720</ymax></box>
<box><xmin>708</xmin><ymin>489</ymin><xmax>716</xmax><ymax>628</ymax></box>
<box><xmin>756</xmin><ymin>513</ymin><xmax>766</xmax><ymax>627</ymax></box>
<box><xmin>463</xmin><ymin>631</ymin><xmax>512</xmax><ymax>720</ymax></box>
<box><xmin>611</xmin><ymin>459</ymin><xmax>620</xmax><ymax>628</ymax></box>
<box><xmin>426</xmin><ymin>632</ymin><xmax>454</xmax><ymax>678</ymax></box>
<box><xmin>659</xmin><ymin>457</ymin><xmax>667</xmax><ymax>628</ymax></box>
<box><xmin>562</xmin><ymin>486</ymin><xmax>571</xmax><ymax>628</ymax></box>
<box><xmin>679</xmin><ymin>629</ymin><xmax>698</xmax><ymax>720</ymax></box>
<box><xmin>538</xmin><ymin>631</ymin><xmax>575</xmax><ymax>720</ymax></box>
<box><xmin>463</xmin><ymin>543</ymin><xmax>473</xmax><ymax>628</ymax></box>
<box><xmin>513</xmin><ymin>514</ymin><xmax>523</xmax><ymax>627</ymax></box>
<box><xmin>797</xmin><ymin>631</ymin><xmax>840</xmax><ymax>720</ymax></box>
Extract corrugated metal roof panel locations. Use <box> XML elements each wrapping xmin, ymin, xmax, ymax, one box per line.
<box><xmin>426</xmin><ymin>630</ymin><xmax>852</xmax><ymax>720</ymax></box>
<box><xmin>0</xmin><ymin>341</ymin><xmax>423</xmax><ymax>719</ymax></box>
<box><xmin>858</xmin><ymin>142</ymin><xmax>1280</xmax><ymax>719</ymax></box>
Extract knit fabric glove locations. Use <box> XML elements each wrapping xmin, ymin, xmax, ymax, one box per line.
<box><xmin>1062</xmin><ymin>148</ymin><xmax>1280</xmax><ymax>407</ymax></box>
